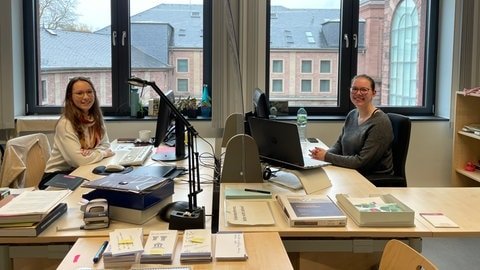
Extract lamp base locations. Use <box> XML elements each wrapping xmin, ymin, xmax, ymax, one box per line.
<box><xmin>168</xmin><ymin>206</ymin><xmax>205</xmax><ymax>230</ymax></box>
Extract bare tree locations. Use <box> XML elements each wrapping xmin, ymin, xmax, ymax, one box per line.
<box><xmin>39</xmin><ymin>0</ymin><xmax>90</xmax><ymax>31</ymax></box>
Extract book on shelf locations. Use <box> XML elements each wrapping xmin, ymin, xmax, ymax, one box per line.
<box><xmin>224</xmin><ymin>187</ymin><xmax>272</xmax><ymax>199</ymax></box>
<box><xmin>276</xmin><ymin>194</ymin><xmax>347</xmax><ymax>227</ymax></box>
<box><xmin>0</xmin><ymin>202</ymin><xmax>67</xmax><ymax>237</ymax></box>
<box><xmin>109</xmin><ymin>196</ymin><xmax>173</xmax><ymax>225</ymax></box>
<box><xmin>214</xmin><ymin>232</ymin><xmax>248</xmax><ymax>261</ymax></box>
<box><xmin>336</xmin><ymin>194</ymin><xmax>415</xmax><ymax>227</ymax></box>
<box><xmin>180</xmin><ymin>229</ymin><xmax>212</xmax><ymax>262</ymax></box>
<box><xmin>44</xmin><ymin>174</ymin><xmax>85</xmax><ymax>190</ymax></box>
<box><xmin>141</xmin><ymin>230</ymin><xmax>178</xmax><ymax>264</ymax></box>
<box><xmin>0</xmin><ymin>189</ymin><xmax>70</xmax><ymax>223</ymax></box>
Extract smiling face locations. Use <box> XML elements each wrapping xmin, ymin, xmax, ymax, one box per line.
<box><xmin>71</xmin><ymin>80</ymin><xmax>95</xmax><ymax>114</ymax></box>
<box><xmin>350</xmin><ymin>76</ymin><xmax>375</xmax><ymax>109</ymax></box>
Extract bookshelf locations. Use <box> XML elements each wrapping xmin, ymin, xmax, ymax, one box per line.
<box><xmin>452</xmin><ymin>91</ymin><xmax>480</xmax><ymax>186</ymax></box>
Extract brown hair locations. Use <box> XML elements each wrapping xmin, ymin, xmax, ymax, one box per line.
<box><xmin>62</xmin><ymin>77</ymin><xmax>105</xmax><ymax>149</ymax></box>
<box><xmin>352</xmin><ymin>74</ymin><xmax>375</xmax><ymax>92</ymax></box>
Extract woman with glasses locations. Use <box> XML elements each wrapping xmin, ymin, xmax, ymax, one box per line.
<box><xmin>39</xmin><ymin>77</ymin><xmax>114</xmax><ymax>189</ymax></box>
<box><xmin>309</xmin><ymin>74</ymin><xmax>394</xmax><ymax>177</ymax></box>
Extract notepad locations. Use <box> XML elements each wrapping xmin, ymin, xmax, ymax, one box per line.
<box><xmin>225</xmin><ymin>200</ymin><xmax>275</xmax><ymax>226</ymax></box>
<box><xmin>420</xmin><ymin>213</ymin><xmax>459</xmax><ymax>228</ymax></box>
<box><xmin>214</xmin><ymin>232</ymin><xmax>248</xmax><ymax>261</ymax></box>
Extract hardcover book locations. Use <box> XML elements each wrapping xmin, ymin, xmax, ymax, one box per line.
<box><xmin>141</xmin><ymin>230</ymin><xmax>178</xmax><ymax>263</ymax></box>
<box><xmin>44</xmin><ymin>174</ymin><xmax>85</xmax><ymax>190</ymax></box>
<box><xmin>336</xmin><ymin>194</ymin><xmax>415</xmax><ymax>227</ymax></box>
<box><xmin>276</xmin><ymin>194</ymin><xmax>346</xmax><ymax>227</ymax></box>
<box><xmin>0</xmin><ymin>203</ymin><xmax>68</xmax><ymax>237</ymax></box>
<box><xmin>180</xmin><ymin>229</ymin><xmax>212</xmax><ymax>262</ymax></box>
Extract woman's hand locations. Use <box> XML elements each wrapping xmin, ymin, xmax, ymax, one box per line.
<box><xmin>102</xmin><ymin>149</ymin><xmax>115</xmax><ymax>158</ymax></box>
<box><xmin>309</xmin><ymin>147</ymin><xmax>327</xmax><ymax>161</ymax></box>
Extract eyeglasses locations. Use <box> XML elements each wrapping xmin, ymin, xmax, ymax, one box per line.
<box><xmin>350</xmin><ymin>87</ymin><xmax>371</xmax><ymax>94</ymax></box>
<box><xmin>72</xmin><ymin>90</ymin><xmax>95</xmax><ymax>98</ymax></box>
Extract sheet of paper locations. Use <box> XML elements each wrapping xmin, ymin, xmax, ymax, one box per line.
<box><xmin>0</xmin><ymin>190</ymin><xmax>70</xmax><ymax>215</ymax></box>
<box><xmin>420</xmin><ymin>213</ymin><xmax>459</xmax><ymax>228</ymax></box>
<box><xmin>225</xmin><ymin>200</ymin><xmax>275</xmax><ymax>225</ymax></box>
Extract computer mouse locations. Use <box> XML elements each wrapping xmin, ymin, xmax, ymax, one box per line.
<box><xmin>104</xmin><ymin>164</ymin><xmax>125</xmax><ymax>173</ymax></box>
<box><xmin>158</xmin><ymin>201</ymin><xmax>190</xmax><ymax>222</ymax></box>
<box><xmin>92</xmin><ymin>165</ymin><xmax>106</xmax><ymax>174</ymax></box>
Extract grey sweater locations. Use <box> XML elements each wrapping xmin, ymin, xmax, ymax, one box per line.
<box><xmin>325</xmin><ymin>109</ymin><xmax>394</xmax><ymax>176</ymax></box>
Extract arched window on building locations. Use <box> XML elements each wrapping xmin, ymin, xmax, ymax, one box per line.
<box><xmin>389</xmin><ymin>0</ymin><xmax>419</xmax><ymax>106</ymax></box>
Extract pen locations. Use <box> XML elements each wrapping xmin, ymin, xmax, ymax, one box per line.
<box><xmin>93</xmin><ymin>240</ymin><xmax>109</xmax><ymax>263</ymax></box>
<box><xmin>244</xmin><ymin>188</ymin><xmax>271</xmax><ymax>194</ymax></box>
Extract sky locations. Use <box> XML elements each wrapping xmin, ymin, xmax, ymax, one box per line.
<box><xmin>76</xmin><ymin>0</ymin><xmax>340</xmax><ymax>31</ymax></box>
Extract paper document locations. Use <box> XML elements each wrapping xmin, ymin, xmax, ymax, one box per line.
<box><xmin>420</xmin><ymin>213</ymin><xmax>459</xmax><ymax>228</ymax></box>
<box><xmin>225</xmin><ymin>200</ymin><xmax>275</xmax><ymax>225</ymax></box>
<box><xmin>109</xmin><ymin>228</ymin><xmax>144</xmax><ymax>256</ymax></box>
<box><xmin>0</xmin><ymin>190</ymin><xmax>70</xmax><ymax>216</ymax></box>
<box><xmin>214</xmin><ymin>232</ymin><xmax>248</xmax><ymax>260</ymax></box>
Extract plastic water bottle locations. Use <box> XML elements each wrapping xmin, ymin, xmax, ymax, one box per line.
<box><xmin>297</xmin><ymin>107</ymin><xmax>308</xmax><ymax>142</ymax></box>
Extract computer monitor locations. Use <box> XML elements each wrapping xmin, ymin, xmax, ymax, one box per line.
<box><xmin>152</xmin><ymin>90</ymin><xmax>187</xmax><ymax>161</ymax></box>
<box><xmin>252</xmin><ymin>88</ymin><xmax>269</xmax><ymax>118</ymax></box>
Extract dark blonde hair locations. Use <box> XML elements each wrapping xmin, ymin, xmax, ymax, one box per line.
<box><xmin>352</xmin><ymin>74</ymin><xmax>375</xmax><ymax>92</ymax></box>
<box><xmin>63</xmin><ymin>77</ymin><xmax>105</xmax><ymax>148</ymax></box>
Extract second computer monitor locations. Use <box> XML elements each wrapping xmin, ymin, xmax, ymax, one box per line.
<box><xmin>252</xmin><ymin>88</ymin><xmax>269</xmax><ymax>118</ymax></box>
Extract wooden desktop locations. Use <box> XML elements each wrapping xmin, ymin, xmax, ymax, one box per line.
<box><xmin>3</xmin><ymin>138</ymin><xmax>480</xmax><ymax>270</ymax></box>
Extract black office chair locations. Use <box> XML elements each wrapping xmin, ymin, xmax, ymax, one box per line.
<box><xmin>366</xmin><ymin>113</ymin><xmax>411</xmax><ymax>187</ymax></box>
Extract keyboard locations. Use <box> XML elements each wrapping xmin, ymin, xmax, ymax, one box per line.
<box><xmin>117</xmin><ymin>145</ymin><xmax>154</xmax><ymax>166</ymax></box>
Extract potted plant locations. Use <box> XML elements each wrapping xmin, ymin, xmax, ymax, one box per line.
<box><xmin>176</xmin><ymin>96</ymin><xmax>198</xmax><ymax>118</ymax></box>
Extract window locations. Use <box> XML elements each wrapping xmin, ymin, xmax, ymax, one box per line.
<box><xmin>320</xmin><ymin>80</ymin><xmax>330</xmax><ymax>92</ymax></box>
<box><xmin>25</xmin><ymin>0</ymin><xmax>211</xmax><ymax>116</ymax></box>
<box><xmin>177</xmin><ymin>59</ymin><xmax>189</xmax><ymax>73</ymax></box>
<box><xmin>272</xmin><ymin>60</ymin><xmax>283</xmax><ymax>73</ymax></box>
<box><xmin>272</xmin><ymin>79</ymin><xmax>283</xmax><ymax>92</ymax></box>
<box><xmin>268</xmin><ymin>0</ymin><xmax>437</xmax><ymax>116</ymax></box>
<box><xmin>320</xmin><ymin>60</ymin><xmax>331</xmax><ymax>74</ymax></box>
<box><xmin>301</xmin><ymin>80</ymin><xmax>312</xmax><ymax>92</ymax></box>
<box><xmin>301</xmin><ymin>60</ymin><xmax>312</xmax><ymax>73</ymax></box>
<box><xmin>177</xmin><ymin>79</ymin><xmax>189</xmax><ymax>92</ymax></box>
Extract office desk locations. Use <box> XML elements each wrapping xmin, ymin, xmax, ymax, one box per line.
<box><xmin>57</xmin><ymin>232</ymin><xmax>293</xmax><ymax>270</ymax></box>
<box><xmin>382</xmin><ymin>187</ymin><xmax>480</xmax><ymax>237</ymax></box>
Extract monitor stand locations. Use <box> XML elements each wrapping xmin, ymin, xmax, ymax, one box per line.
<box><xmin>151</xmin><ymin>119</ymin><xmax>188</xmax><ymax>161</ymax></box>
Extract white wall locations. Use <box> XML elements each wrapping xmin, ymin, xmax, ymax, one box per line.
<box><xmin>103</xmin><ymin>119</ymin><xmax>453</xmax><ymax>187</ymax></box>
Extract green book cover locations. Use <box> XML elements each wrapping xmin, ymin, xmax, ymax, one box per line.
<box><xmin>224</xmin><ymin>188</ymin><xmax>272</xmax><ymax>199</ymax></box>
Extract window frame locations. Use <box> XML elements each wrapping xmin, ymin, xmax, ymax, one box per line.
<box><xmin>23</xmin><ymin>0</ymin><xmax>213</xmax><ymax>116</ymax></box>
<box><xmin>265</xmin><ymin>0</ymin><xmax>438</xmax><ymax>117</ymax></box>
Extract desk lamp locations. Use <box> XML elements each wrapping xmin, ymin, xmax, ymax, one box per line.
<box><xmin>127</xmin><ymin>77</ymin><xmax>205</xmax><ymax>230</ymax></box>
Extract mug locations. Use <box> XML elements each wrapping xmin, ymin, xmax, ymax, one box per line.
<box><xmin>138</xmin><ymin>130</ymin><xmax>152</xmax><ymax>142</ymax></box>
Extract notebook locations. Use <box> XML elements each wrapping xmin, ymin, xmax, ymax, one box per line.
<box><xmin>248</xmin><ymin>117</ymin><xmax>330</xmax><ymax>169</ymax></box>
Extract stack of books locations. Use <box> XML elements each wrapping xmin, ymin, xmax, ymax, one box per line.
<box><xmin>140</xmin><ymin>230</ymin><xmax>178</xmax><ymax>264</ymax></box>
<box><xmin>180</xmin><ymin>229</ymin><xmax>212</xmax><ymax>262</ymax></box>
<box><xmin>103</xmin><ymin>228</ymin><xmax>144</xmax><ymax>269</ymax></box>
<box><xmin>0</xmin><ymin>190</ymin><xmax>70</xmax><ymax>236</ymax></box>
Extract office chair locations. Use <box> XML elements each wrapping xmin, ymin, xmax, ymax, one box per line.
<box><xmin>0</xmin><ymin>133</ymin><xmax>51</xmax><ymax>188</ymax></box>
<box><xmin>378</xmin><ymin>239</ymin><xmax>438</xmax><ymax>270</ymax></box>
<box><xmin>220</xmin><ymin>134</ymin><xmax>263</xmax><ymax>183</ymax></box>
<box><xmin>366</xmin><ymin>113</ymin><xmax>411</xmax><ymax>187</ymax></box>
